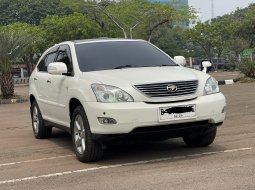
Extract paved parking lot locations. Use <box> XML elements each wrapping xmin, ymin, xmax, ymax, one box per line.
<box><xmin>210</xmin><ymin>71</ymin><xmax>242</xmax><ymax>81</ymax></box>
<box><xmin>0</xmin><ymin>78</ymin><xmax>254</xmax><ymax>189</ymax></box>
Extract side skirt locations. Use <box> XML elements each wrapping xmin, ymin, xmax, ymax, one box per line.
<box><xmin>44</xmin><ymin>120</ymin><xmax>71</xmax><ymax>134</ymax></box>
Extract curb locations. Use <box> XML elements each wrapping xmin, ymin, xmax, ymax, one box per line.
<box><xmin>0</xmin><ymin>97</ymin><xmax>28</xmax><ymax>104</ymax></box>
<box><xmin>218</xmin><ymin>77</ymin><xmax>241</xmax><ymax>85</ymax></box>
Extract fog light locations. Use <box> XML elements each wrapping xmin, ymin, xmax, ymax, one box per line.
<box><xmin>98</xmin><ymin>117</ymin><xmax>117</xmax><ymax>125</ymax></box>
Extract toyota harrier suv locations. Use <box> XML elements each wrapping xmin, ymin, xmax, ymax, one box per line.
<box><xmin>29</xmin><ymin>39</ymin><xmax>226</xmax><ymax>162</ymax></box>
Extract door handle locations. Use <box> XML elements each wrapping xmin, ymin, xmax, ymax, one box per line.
<box><xmin>47</xmin><ymin>80</ymin><xmax>51</xmax><ymax>83</ymax></box>
<box><xmin>34</xmin><ymin>78</ymin><xmax>37</xmax><ymax>81</ymax></box>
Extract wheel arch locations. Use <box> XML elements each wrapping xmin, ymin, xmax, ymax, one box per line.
<box><xmin>69</xmin><ymin>98</ymin><xmax>83</xmax><ymax>120</ymax></box>
<box><xmin>30</xmin><ymin>94</ymin><xmax>36</xmax><ymax>106</ymax></box>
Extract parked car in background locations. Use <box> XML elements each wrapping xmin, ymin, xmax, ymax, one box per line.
<box><xmin>29</xmin><ymin>39</ymin><xmax>226</xmax><ymax>162</ymax></box>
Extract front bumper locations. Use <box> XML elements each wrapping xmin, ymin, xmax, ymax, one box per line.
<box><xmin>84</xmin><ymin>92</ymin><xmax>226</xmax><ymax>135</ymax></box>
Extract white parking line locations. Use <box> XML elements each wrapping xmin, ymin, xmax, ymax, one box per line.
<box><xmin>0</xmin><ymin>154</ymin><xmax>73</xmax><ymax>167</ymax></box>
<box><xmin>0</xmin><ymin>147</ymin><xmax>252</xmax><ymax>185</ymax></box>
<box><xmin>172</xmin><ymin>164</ymin><xmax>243</xmax><ymax>175</ymax></box>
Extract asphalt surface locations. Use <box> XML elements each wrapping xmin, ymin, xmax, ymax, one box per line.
<box><xmin>0</xmin><ymin>77</ymin><xmax>254</xmax><ymax>190</ymax></box>
<box><xmin>210</xmin><ymin>71</ymin><xmax>242</xmax><ymax>81</ymax></box>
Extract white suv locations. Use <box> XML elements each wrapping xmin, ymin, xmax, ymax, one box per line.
<box><xmin>29</xmin><ymin>39</ymin><xmax>226</xmax><ymax>162</ymax></box>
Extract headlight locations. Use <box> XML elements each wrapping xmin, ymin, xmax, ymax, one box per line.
<box><xmin>204</xmin><ymin>77</ymin><xmax>219</xmax><ymax>95</ymax></box>
<box><xmin>91</xmin><ymin>84</ymin><xmax>134</xmax><ymax>103</ymax></box>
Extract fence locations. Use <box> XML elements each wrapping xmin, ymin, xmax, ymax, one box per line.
<box><xmin>14</xmin><ymin>78</ymin><xmax>29</xmax><ymax>84</ymax></box>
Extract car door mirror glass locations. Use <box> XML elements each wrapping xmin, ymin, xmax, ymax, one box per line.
<box><xmin>47</xmin><ymin>62</ymin><xmax>67</xmax><ymax>75</ymax></box>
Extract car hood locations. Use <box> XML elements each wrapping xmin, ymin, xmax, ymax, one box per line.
<box><xmin>82</xmin><ymin>66</ymin><xmax>206</xmax><ymax>86</ymax></box>
<box><xmin>81</xmin><ymin>66</ymin><xmax>209</xmax><ymax>102</ymax></box>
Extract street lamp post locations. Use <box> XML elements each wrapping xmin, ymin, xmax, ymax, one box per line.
<box><xmin>211</xmin><ymin>0</ymin><xmax>214</xmax><ymax>22</ymax></box>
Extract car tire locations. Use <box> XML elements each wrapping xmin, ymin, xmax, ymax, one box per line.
<box><xmin>31</xmin><ymin>101</ymin><xmax>52</xmax><ymax>139</ymax></box>
<box><xmin>183</xmin><ymin>127</ymin><xmax>217</xmax><ymax>147</ymax></box>
<box><xmin>71</xmin><ymin>106</ymin><xmax>103</xmax><ymax>162</ymax></box>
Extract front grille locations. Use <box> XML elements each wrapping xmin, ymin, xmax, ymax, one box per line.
<box><xmin>134</xmin><ymin>80</ymin><xmax>198</xmax><ymax>98</ymax></box>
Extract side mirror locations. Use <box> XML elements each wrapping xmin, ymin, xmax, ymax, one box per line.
<box><xmin>47</xmin><ymin>62</ymin><xmax>67</xmax><ymax>75</ymax></box>
<box><xmin>174</xmin><ymin>56</ymin><xmax>186</xmax><ymax>66</ymax></box>
<box><xmin>202</xmin><ymin>61</ymin><xmax>212</xmax><ymax>73</ymax></box>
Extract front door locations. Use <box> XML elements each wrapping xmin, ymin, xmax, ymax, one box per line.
<box><xmin>35</xmin><ymin>47</ymin><xmax>58</xmax><ymax>120</ymax></box>
<box><xmin>47</xmin><ymin>45</ymin><xmax>74</xmax><ymax>126</ymax></box>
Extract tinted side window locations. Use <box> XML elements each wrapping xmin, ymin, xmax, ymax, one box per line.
<box><xmin>37</xmin><ymin>56</ymin><xmax>47</xmax><ymax>71</ymax></box>
<box><xmin>56</xmin><ymin>45</ymin><xmax>73</xmax><ymax>73</ymax></box>
<box><xmin>37</xmin><ymin>46</ymin><xmax>59</xmax><ymax>72</ymax></box>
<box><xmin>39</xmin><ymin>53</ymin><xmax>57</xmax><ymax>72</ymax></box>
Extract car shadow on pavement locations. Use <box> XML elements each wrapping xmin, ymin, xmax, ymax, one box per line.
<box><xmin>48</xmin><ymin>129</ymin><xmax>73</xmax><ymax>151</ymax></box>
<box><xmin>48</xmin><ymin>129</ymin><xmax>226</xmax><ymax>165</ymax></box>
<box><xmin>100</xmin><ymin>139</ymin><xmax>226</xmax><ymax>165</ymax></box>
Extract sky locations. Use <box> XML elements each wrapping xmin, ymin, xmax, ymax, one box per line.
<box><xmin>189</xmin><ymin>0</ymin><xmax>255</xmax><ymax>21</ymax></box>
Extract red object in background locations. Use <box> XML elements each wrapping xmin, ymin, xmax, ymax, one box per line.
<box><xmin>32</xmin><ymin>64</ymin><xmax>36</xmax><ymax>71</ymax></box>
<box><xmin>12</xmin><ymin>64</ymin><xmax>27</xmax><ymax>69</ymax></box>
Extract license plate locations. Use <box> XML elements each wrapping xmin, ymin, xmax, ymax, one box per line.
<box><xmin>159</xmin><ymin>105</ymin><xmax>196</xmax><ymax>121</ymax></box>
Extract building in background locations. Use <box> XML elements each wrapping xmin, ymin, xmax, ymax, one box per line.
<box><xmin>189</xmin><ymin>13</ymin><xmax>201</xmax><ymax>28</ymax></box>
<box><xmin>150</xmin><ymin>0</ymin><xmax>189</xmax><ymax>28</ymax></box>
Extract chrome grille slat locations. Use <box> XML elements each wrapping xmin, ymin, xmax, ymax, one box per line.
<box><xmin>134</xmin><ymin>80</ymin><xmax>198</xmax><ymax>98</ymax></box>
<box><xmin>137</xmin><ymin>85</ymin><xmax>197</xmax><ymax>90</ymax></box>
<box><xmin>147</xmin><ymin>91</ymin><xmax>195</xmax><ymax>95</ymax></box>
<box><xmin>135</xmin><ymin>83</ymin><xmax>196</xmax><ymax>88</ymax></box>
<box><xmin>144</xmin><ymin>90</ymin><xmax>195</xmax><ymax>94</ymax></box>
<box><xmin>148</xmin><ymin>92</ymin><xmax>193</xmax><ymax>96</ymax></box>
<box><xmin>141</xmin><ymin>87</ymin><xmax>196</xmax><ymax>92</ymax></box>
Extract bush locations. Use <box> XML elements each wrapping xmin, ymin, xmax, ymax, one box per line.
<box><xmin>222</xmin><ymin>62</ymin><xmax>239</xmax><ymax>71</ymax></box>
<box><xmin>238</xmin><ymin>59</ymin><xmax>255</xmax><ymax>78</ymax></box>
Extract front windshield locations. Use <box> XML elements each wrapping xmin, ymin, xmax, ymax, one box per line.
<box><xmin>75</xmin><ymin>41</ymin><xmax>177</xmax><ymax>72</ymax></box>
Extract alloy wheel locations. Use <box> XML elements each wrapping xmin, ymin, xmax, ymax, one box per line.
<box><xmin>33</xmin><ymin>106</ymin><xmax>39</xmax><ymax>134</ymax></box>
<box><xmin>74</xmin><ymin>114</ymin><xmax>86</xmax><ymax>154</ymax></box>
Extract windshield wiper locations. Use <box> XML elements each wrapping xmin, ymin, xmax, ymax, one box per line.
<box><xmin>114</xmin><ymin>65</ymin><xmax>133</xmax><ymax>69</ymax></box>
<box><xmin>114</xmin><ymin>64</ymin><xmax>176</xmax><ymax>69</ymax></box>
<box><xmin>156</xmin><ymin>64</ymin><xmax>177</xmax><ymax>67</ymax></box>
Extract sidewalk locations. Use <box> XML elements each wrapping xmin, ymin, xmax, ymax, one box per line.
<box><xmin>14</xmin><ymin>84</ymin><xmax>29</xmax><ymax>98</ymax></box>
<box><xmin>210</xmin><ymin>71</ymin><xmax>242</xmax><ymax>81</ymax></box>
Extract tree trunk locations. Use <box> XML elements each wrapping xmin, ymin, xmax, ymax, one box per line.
<box><xmin>148</xmin><ymin>19</ymin><xmax>169</xmax><ymax>42</ymax></box>
<box><xmin>0</xmin><ymin>71</ymin><xmax>14</xmax><ymax>99</ymax></box>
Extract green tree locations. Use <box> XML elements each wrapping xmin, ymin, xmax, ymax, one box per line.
<box><xmin>0</xmin><ymin>0</ymin><xmax>73</xmax><ymax>25</ymax></box>
<box><xmin>41</xmin><ymin>13</ymin><xmax>101</xmax><ymax>46</ymax></box>
<box><xmin>146</xmin><ymin>2</ymin><xmax>193</xmax><ymax>41</ymax></box>
<box><xmin>0</xmin><ymin>30</ymin><xmax>32</xmax><ymax>98</ymax></box>
<box><xmin>211</xmin><ymin>18</ymin><xmax>236</xmax><ymax>59</ymax></box>
<box><xmin>183</xmin><ymin>18</ymin><xmax>235</xmax><ymax>60</ymax></box>
<box><xmin>60</xmin><ymin>0</ymin><xmax>85</xmax><ymax>12</ymax></box>
<box><xmin>152</xmin><ymin>26</ymin><xmax>187</xmax><ymax>57</ymax></box>
<box><xmin>3</xmin><ymin>22</ymin><xmax>46</xmax><ymax>76</ymax></box>
<box><xmin>84</xmin><ymin>0</ymin><xmax>151</xmax><ymax>38</ymax></box>
<box><xmin>84</xmin><ymin>0</ymin><xmax>194</xmax><ymax>40</ymax></box>
<box><xmin>208</xmin><ymin>4</ymin><xmax>255</xmax><ymax>61</ymax></box>
<box><xmin>183</xmin><ymin>22</ymin><xmax>214</xmax><ymax>60</ymax></box>
<box><xmin>237</xmin><ymin>4</ymin><xmax>255</xmax><ymax>48</ymax></box>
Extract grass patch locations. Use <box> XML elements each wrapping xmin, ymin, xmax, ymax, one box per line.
<box><xmin>238</xmin><ymin>76</ymin><xmax>255</xmax><ymax>83</ymax></box>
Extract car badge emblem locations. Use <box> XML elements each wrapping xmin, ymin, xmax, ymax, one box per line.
<box><xmin>166</xmin><ymin>84</ymin><xmax>178</xmax><ymax>92</ymax></box>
